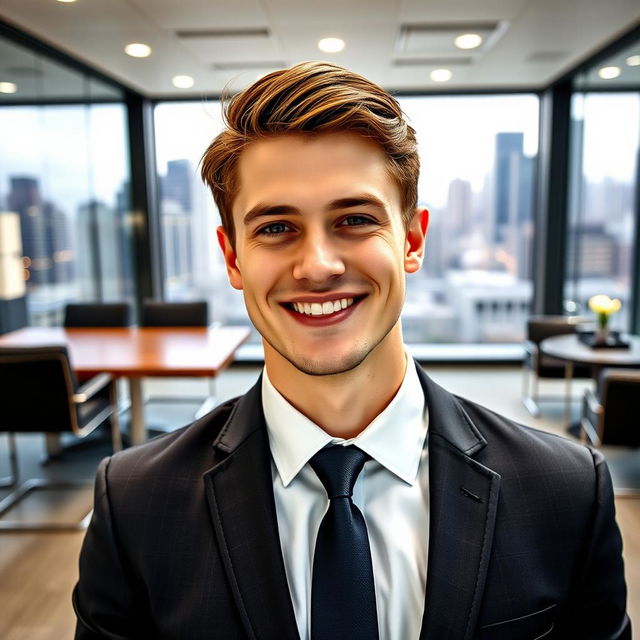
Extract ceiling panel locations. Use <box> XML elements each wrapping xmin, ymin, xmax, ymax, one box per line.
<box><xmin>267</xmin><ymin>0</ymin><xmax>398</xmax><ymax>25</ymax></box>
<box><xmin>398</xmin><ymin>0</ymin><xmax>528</xmax><ymax>23</ymax></box>
<box><xmin>178</xmin><ymin>33</ymin><xmax>285</xmax><ymax>64</ymax></box>
<box><xmin>0</xmin><ymin>0</ymin><xmax>151</xmax><ymax>32</ymax></box>
<box><xmin>127</xmin><ymin>0</ymin><xmax>269</xmax><ymax>30</ymax></box>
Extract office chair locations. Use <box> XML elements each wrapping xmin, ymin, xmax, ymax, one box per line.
<box><xmin>0</xmin><ymin>345</ymin><xmax>121</xmax><ymax>530</ymax></box>
<box><xmin>64</xmin><ymin>302</ymin><xmax>131</xmax><ymax>328</ymax></box>
<box><xmin>141</xmin><ymin>300</ymin><xmax>208</xmax><ymax>327</ymax></box>
<box><xmin>522</xmin><ymin>315</ymin><xmax>591</xmax><ymax>417</ymax></box>
<box><xmin>581</xmin><ymin>368</ymin><xmax>640</xmax><ymax>447</ymax></box>
<box><xmin>140</xmin><ymin>300</ymin><xmax>215</xmax><ymax>430</ymax></box>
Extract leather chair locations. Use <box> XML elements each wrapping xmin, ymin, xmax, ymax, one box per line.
<box><xmin>522</xmin><ymin>315</ymin><xmax>591</xmax><ymax>417</ymax></box>
<box><xmin>141</xmin><ymin>300</ymin><xmax>208</xmax><ymax>327</ymax></box>
<box><xmin>64</xmin><ymin>302</ymin><xmax>131</xmax><ymax>328</ymax></box>
<box><xmin>581</xmin><ymin>368</ymin><xmax>640</xmax><ymax>447</ymax></box>
<box><xmin>0</xmin><ymin>345</ymin><xmax>121</xmax><ymax>530</ymax></box>
<box><xmin>140</xmin><ymin>301</ymin><xmax>214</xmax><ymax>429</ymax></box>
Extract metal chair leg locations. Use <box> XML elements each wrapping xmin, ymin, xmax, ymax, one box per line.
<box><xmin>0</xmin><ymin>433</ymin><xmax>18</xmax><ymax>488</ymax></box>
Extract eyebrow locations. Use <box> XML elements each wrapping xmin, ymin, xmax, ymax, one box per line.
<box><xmin>242</xmin><ymin>194</ymin><xmax>388</xmax><ymax>226</ymax></box>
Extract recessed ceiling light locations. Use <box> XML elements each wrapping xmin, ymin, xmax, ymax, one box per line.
<box><xmin>56</xmin><ymin>0</ymin><xmax>78</xmax><ymax>3</ymax></box>
<box><xmin>626</xmin><ymin>55</ymin><xmax>640</xmax><ymax>67</ymax></box>
<box><xmin>598</xmin><ymin>66</ymin><xmax>621</xmax><ymax>80</ymax></box>
<box><xmin>0</xmin><ymin>82</ymin><xmax>17</xmax><ymax>94</ymax></box>
<box><xmin>318</xmin><ymin>37</ymin><xmax>345</xmax><ymax>53</ymax></box>
<box><xmin>454</xmin><ymin>33</ymin><xmax>483</xmax><ymax>50</ymax></box>
<box><xmin>172</xmin><ymin>75</ymin><xmax>195</xmax><ymax>89</ymax></box>
<box><xmin>124</xmin><ymin>43</ymin><xmax>152</xmax><ymax>58</ymax></box>
<box><xmin>430</xmin><ymin>68</ymin><xmax>452</xmax><ymax>82</ymax></box>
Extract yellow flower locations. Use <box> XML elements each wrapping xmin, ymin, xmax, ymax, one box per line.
<box><xmin>588</xmin><ymin>295</ymin><xmax>621</xmax><ymax>315</ymax></box>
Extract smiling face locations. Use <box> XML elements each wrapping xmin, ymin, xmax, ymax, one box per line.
<box><xmin>217</xmin><ymin>132</ymin><xmax>428</xmax><ymax>378</ymax></box>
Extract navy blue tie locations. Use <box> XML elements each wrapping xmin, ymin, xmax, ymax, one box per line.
<box><xmin>310</xmin><ymin>445</ymin><xmax>379</xmax><ymax>640</ymax></box>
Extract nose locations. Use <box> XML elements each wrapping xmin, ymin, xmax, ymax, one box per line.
<box><xmin>292</xmin><ymin>230</ymin><xmax>346</xmax><ymax>283</ymax></box>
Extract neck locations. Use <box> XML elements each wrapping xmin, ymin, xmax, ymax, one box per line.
<box><xmin>265</xmin><ymin>327</ymin><xmax>407</xmax><ymax>439</ymax></box>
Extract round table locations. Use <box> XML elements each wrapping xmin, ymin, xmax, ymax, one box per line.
<box><xmin>539</xmin><ymin>333</ymin><xmax>640</xmax><ymax>441</ymax></box>
<box><xmin>540</xmin><ymin>334</ymin><xmax>640</xmax><ymax>368</ymax></box>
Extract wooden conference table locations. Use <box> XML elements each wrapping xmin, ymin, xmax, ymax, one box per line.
<box><xmin>0</xmin><ymin>325</ymin><xmax>251</xmax><ymax>445</ymax></box>
<box><xmin>539</xmin><ymin>333</ymin><xmax>640</xmax><ymax>428</ymax></box>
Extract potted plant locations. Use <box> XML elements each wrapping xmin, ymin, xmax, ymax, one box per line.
<box><xmin>588</xmin><ymin>294</ymin><xmax>621</xmax><ymax>344</ymax></box>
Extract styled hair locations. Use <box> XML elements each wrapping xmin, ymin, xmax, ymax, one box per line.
<box><xmin>201</xmin><ymin>61</ymin><xmax>419</xmax><ymax>246</ymax></box>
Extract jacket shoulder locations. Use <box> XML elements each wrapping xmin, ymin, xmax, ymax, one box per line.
<box><xmin>104</xmin><ymin>395</ymin><xmax>242</xmax><ymax>479</ymax></box>
<box><xmin>455</xmin><ymin>394</ymin><xmax>598</xmax><ymax>474</ymax></box>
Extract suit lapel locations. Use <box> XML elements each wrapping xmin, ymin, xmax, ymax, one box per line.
<box><xmin>204</xmin><ymin>378</ymin><xmax>300</xmax><ymax>640</ymax></box>
<box><xmin>415</xmin><ymin>366</ymin><xmax>501</xmax><ymax>640</ymax></box>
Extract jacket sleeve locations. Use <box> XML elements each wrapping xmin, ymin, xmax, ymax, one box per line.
<box><xmin>73</xmin><ymin>457</ymin><xmax>149</xmax><ymax>639</ymax></box>
<box><xmin>555</xmin><ymin>448</ymin><xmax>631</xmax><ymax>639</ymax></box>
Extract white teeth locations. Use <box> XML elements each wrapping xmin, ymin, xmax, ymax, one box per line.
<box><xmin>290</xmin><ymin>297</ymin><xmax>356</xmax><ymax>317</ymax></box>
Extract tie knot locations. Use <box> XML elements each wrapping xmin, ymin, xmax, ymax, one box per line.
<box><xmin>310</xmin><ymin>446</ymin><xmax>369</xmax><ymax>499</ymax></box>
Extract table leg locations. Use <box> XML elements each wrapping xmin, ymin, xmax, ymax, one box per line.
<box><xmin>564</xmin><ymin>360</ymin><xmax>574</xmax><ymax>428</ymax></box>
<box><xmin>128</xmin><ymin>378</ymin><xmax>146</xmax><ymax>445</ymax></box>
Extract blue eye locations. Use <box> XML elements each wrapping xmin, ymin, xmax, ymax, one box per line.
<box><xmin>258</xmin><ymin>222</ymin><xmax>290</xmax><ymax>236</ymax></box>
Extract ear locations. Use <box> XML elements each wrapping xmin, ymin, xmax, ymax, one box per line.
<box><xmin>404</xmin><ymin>208</ymin><xmax>429</xmax><ymax>274</ymax></box>
<box><xmin>217</xmin><ymin>226</ymin><xmax>243</xmax><ymax>290</ymax></box>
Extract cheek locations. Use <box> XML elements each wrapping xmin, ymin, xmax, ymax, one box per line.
<box><xmin>238</xmin><ymin>259</ymin><xmax>281</xmax><ymax>300</ymax></box>
<box><xmin>357</xmin><ymin>237</ymin><xmax>405</xmax><ymax>278</ymax></box>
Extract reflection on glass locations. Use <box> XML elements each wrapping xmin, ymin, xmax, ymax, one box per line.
<box><xmin>154</xmin><ymin>95</ymin><xmax>539</xmax><ymax>344</ymax></box>
<box><xmin>0</xmin><ymin>33</ymin><xmax>134</xmax><ymax>327</ymax></box>
<box><xmin>565</xmin><ymin>92</ymin><xmax>640</xmax><ymax>331</ymax></box>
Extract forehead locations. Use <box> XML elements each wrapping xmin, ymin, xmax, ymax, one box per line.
<box><xmin>232</xmin><ymin>133</ymin><xmax>400</xmax><ymax>217</ymax></box>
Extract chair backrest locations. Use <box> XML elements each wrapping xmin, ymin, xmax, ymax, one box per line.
<box><xmin>64</xmin><ymin>303</ymin><xmax>131</xmax><ymax>327</ymax></box>
<box><xmin>526</xmin><ymin>315</ymin><xmax>584</xmax><ymax>345</ymax></box>
<box><xmin>598</xmin><ymin>368</ymin><xmax>640</xmax><ymax>446</ymax></box>
<box><xmin>141</xmin><ymin>301</ymin><xmax>209</xmax><ymax>327</ymax></box>
<box><xmin>0</xmin><ymin>346</ymin><xmax>77</xmax><ymax>433</ymax></box>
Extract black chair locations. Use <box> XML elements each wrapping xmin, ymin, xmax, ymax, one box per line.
<box><xmin>64</xmin><ymin>302</ymin><xmax>131</xmax><ymax>328</ymax></box>
<box><xmin>0</xmin><ymin>345</ymin><xmax>121</xmax><ymax>530</ymax></box>
<box><xmin>140</xmin><ymin>301</ymin><xmax>214</xmax><ymax>429</ymax></box>
<box><xmin>141</xmin><ymin>300</ymin><xmax>208</xmax><ymax>327</ymax></box>
<box><xmin>522</xmin><ymin>315</ymin><xmax>591</xmax><ymax>417</ymax></box>
<box><xmin>581</xmin><ymin>368</ymin><xmax>640</xmax><ymax>447</ymax></box>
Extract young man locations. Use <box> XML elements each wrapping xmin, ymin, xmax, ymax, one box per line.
<box><xmin>74</xmin><ymin>62</ymin><xmax>630</xmax><ymax>639</ymax></box>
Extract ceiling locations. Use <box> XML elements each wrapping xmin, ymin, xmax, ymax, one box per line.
<box><xmin>0</xmin><ymin>0</ymin><xmax>639</xmax><ymax>97</ymax></box>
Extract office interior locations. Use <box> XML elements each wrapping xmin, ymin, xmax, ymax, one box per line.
<box><xmin>0</xmin><ymin>1</ymin><xmax>639</xmax><ymax>637</ymax></box>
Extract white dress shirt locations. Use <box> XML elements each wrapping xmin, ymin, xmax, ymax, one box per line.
<box><xmin>262</xmin><ymin>357</ymin><xmax>429</xmax><ymax>640</ymax></box>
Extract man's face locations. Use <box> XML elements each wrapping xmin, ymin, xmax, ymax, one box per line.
<box><xmin>218</xmin><ymin>132</ymin><xmax>427</xmax><ymax>376</ymax></box>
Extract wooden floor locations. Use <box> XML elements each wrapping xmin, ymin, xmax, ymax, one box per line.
<box><xmin>1</xmin><ymin>364</ymin><xmax>638</xmax><ymax>638</ymax></box>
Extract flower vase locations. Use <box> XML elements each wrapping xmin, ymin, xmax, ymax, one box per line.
<box><xmin>595</xmin><ymin>325</ymin><xmax>610</xmax><ymax>345</ymax></box>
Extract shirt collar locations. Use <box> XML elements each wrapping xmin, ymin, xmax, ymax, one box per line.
<box><xmin>262</xmin><ymin>355</ymin><xmax>428</xmax><ymax>488</ymax></box>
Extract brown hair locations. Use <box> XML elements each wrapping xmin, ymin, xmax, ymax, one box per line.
<box><xmin>201</xmin><ymin>61</ymin><xmax>419</xmax><ymax>246</ymax></box>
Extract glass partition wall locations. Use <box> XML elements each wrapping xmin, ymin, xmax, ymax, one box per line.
<box><xmin>0</xmin><ymin>33</ymin><xmax>134</xmax><ymax>326</ymax></box>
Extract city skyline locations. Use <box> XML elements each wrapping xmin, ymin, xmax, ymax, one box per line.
<box><xmin>1</xmin><ymin>92</ymin><xmax>636</xmax><ymax>341</ymax></box>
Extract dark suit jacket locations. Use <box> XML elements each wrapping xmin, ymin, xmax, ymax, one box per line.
<box><xmin>73</xmin><ymin>364</ymin><xmax>630</xmax><ymax>639</ymax></box>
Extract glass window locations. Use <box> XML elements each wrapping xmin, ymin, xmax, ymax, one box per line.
<box><xmin>154</xmin><ymin>95</ymin><xmax>539</xmax><ymax>344</ymax></box>
<box><xmin>565</xmin><ymin>92</ymin><xmax>639</xmax><ymax>330</ymax></box>
<box><xmin>399</xmin><ymin>95</ymin><xmax>539</xmax><ymax>343</ymax></box>
<box><xmin>565</xmin><ymin>35</ymin><xmax>640</xmax><ymax>331</ymax></box>
<box><xmin>0</xmin><ymin>34</ymin><xmax>134</xmax><ymax>326</ymax></box>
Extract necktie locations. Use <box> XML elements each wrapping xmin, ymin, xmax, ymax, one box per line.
<box><xmin>310</xmin><ymin>445</ymin><xmax>379</xmax><ymax>640</ymax></box>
